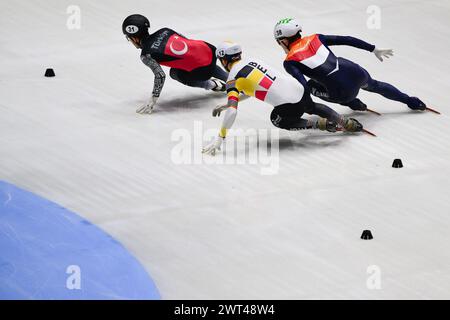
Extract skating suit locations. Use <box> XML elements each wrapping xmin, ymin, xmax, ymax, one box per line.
<box><xmin>140</xmin><ymin>28</ymin><xmax>215</xmax><ymax>72</ymax></box>
<box><xmin>283</xmin><ymin>34</ymin><xmax>375</xmax><ymax>103</ymax></box>
<box><xmin>226</xmin><ymin>58</ymin><xmax>305</xmax><ymax>107</ymax></box>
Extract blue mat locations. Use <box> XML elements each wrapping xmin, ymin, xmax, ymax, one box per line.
<box><xmin>0</xmin><ymin>181</ymin><xmax>160</xmax><ymax>299</ymax></box>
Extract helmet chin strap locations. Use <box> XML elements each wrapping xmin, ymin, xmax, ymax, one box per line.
<box><xmin>219</xmin><ymin>58</ymin><xmax>228</xmax><ymax>71</ymax></box>
<box><xmin>277</xmin><ymin>39</ymin><xmax>290</xmax><ymax>53</ymax></box>
<box><xmin>221</xmin><ymin>58</ymin><xmax>240</xmax><ymax>72</ymax></box>
<box><xmin>130</xmin><ymin>37</ymin><xmax>141</xmax><ymax>49</ymax></box>
<box><xmin>281</xmin><ymin>42</ymin><xmax>290</xmax><ymax>54</ymax></box>
<box><xmin>278</xmin><ymin>33</ymin><xmax>302</xmax><ymax>53</ymax></box>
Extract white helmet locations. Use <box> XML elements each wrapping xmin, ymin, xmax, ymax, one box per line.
<box><xmin>216</xmin><ymin>41</ymin><xmax>242</xmax><ymax>70</ymax></box>
<box><xmin>216</xmin><ymin>41</ymin><xmax>242</xmax><ymax>59</ymax></box>
<box><xmin>273</xmin><ymin>18</ymin><xmax>302</xmax><ymax>41</ymax></box>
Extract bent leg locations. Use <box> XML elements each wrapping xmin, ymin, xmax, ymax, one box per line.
<box><xmin>362</xmin><ymin>75</ymin><xmax>410</xmax><ymax>104</ymax></box>
<box><xmin>309</xmin><ymin>102</ymin><xmax>343</xmax><ymax>124</ymax></box>
<box><xmin>270</xmin><ymin>100</ymin><xmax>311</xmax><ymax>130</ymax></box>
<box><xmin>307</xmin><ymin>79</ymin><xmax>332</xmax><ymax>100</ymax></box>
<box><xmin>363</xmin><ymin>75</ymin><xmax>426</xmax><ymax>110</ymax></box>
<box><xmin>170</xmin><ymin>68</ymin><xmax>219</xmax><ymax>90</ymax></box>
<box><xmin>270</xmin><ymin>107</ymin><xmax>311</xmax><ymax>130</ymax></box>
<box><xmin>308</xmin><ymin>78</ymin><xmax>368</xmax><ymax>112</ymax></box>
<box><xmin>361</xmin><ymin>69</ymin><xmax>425</xmax><ymax>110</ymax></box>
<box><xmin>271</xmin><ymin>95</ymin><xmax>341</xmax><ymax>131</ymax></box>
<box><xmin>270</xmin><ymin>106</ymin><xmax>340</xmax><ymax>132</ymax></box>
<box><xmin>302</xmin><ymin>93</ymin><xmax>342</xmax><ymax>124</ymax></box>
<box><xmin>340</xmin><ymin>98</ymin><xmax>367</xmax><ymax>111</ymax></box>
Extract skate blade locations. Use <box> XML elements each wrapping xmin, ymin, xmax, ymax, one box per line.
<box><xmin>366</xmin><ymin>108</ymin><xmax>382</xmax><ymax>116</ymax></box>
<box><xmin>336</xmin><ymin>127</ymin><xmax>377</xmax><ymax>137</ymax></box>
<box><xmin>362</xmin><ymin>128</ymin><xmax>377</xmax><ymax>137</ymax></box>
<box><xmin>425</xmin><ymin>106</ymin><xmax>441</xmax><ymax>114</ymax></box>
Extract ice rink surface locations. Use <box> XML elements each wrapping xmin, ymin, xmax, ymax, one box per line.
<box><xmin>1</xmin><ymin>0</ymin><xmax>450</xmax><ymax>299</ymax></box>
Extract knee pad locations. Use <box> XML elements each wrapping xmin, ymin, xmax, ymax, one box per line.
<box><xmin>270</xmin><ymin>109</ymin><xmax>291</xmax><ymax>129</ymax></box>
<box><xmin>270</xmin><ymin>109</ymin><xmax>283</xmax><ymax>128</ymax></box>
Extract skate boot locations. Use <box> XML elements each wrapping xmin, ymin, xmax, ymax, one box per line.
<box><xmin>317</xmin><ymin>118</ymin><xmax>338</xmax><ymax>132</ymax></box>
<box><xmin>211</xmin><ymin>79</ymin><xmax>226</xmax><ymax>92</ymax></box>
<box><xmin>342</xmin><ymin>117</ymin><xmax>363</xmax><ymax>132</ymax></box>
<box><xmin>407</xmin><ymin>97</ymin><xmax>426</xmax><ymax>111</ymax></box>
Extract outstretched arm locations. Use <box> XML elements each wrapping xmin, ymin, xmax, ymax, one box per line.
<box><xmin>319</xmin><ymin>34</ymin><xmax>393</xmax><ymax>62</ymax></box>
<box><xmin>219</xmin><ymin>80</ymin><xmax>241</xmax><ymax>136</ymax></box>
<box><xmin>202</xmin><ymin>80</ymin><xmax>239</xmax><ymax>155</ymax></box>
<box><xmin>138</xmin><ymin>53</ymin><xmax>166</xmax><ymax>114</ymax></box>
<box><xmin>319</xmin><ymin>34</ymin><xmax>375</xmax><ymax>52</ymax></box>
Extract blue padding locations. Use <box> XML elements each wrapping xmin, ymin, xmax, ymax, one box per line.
<box><xmin>0</xmin><ymin>181</ymin><xmax>160</xmax><ymax>300</ymax></box>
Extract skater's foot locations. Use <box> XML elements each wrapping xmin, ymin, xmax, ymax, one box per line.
<box><xmin>317</xmin><ymin>118</ymin><xmax>338</xmax><ymax>132</ymax></box>
<box><xmin>407</xmin><ymin>97</ymin><xmax>426</xmax><ymax>111</ymax></box>
<box><xmin>342</xmin><ymin>117</ymin><xmax>363</xmax><ymax>132</ymax></box>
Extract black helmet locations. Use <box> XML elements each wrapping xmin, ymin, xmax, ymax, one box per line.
<box><xmin>122</xmin><ymin>14</ymin><xmax>150</xmax><ymax>39</ymax></box>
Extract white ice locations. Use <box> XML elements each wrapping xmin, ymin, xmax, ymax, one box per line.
<box><xmin>1</xmin><ymin>0</ymin><xmax>450</xmax><ymax>299</ymax></box>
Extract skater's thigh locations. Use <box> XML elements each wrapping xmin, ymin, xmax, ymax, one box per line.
<box><xmin>170</xmin><ymin>64</ymin><xmax>215</xmax><ymax>83</ymax></box>
<box><xmin>169</xmin><ymin>68</ymin><xmax>187</xmax><ymax>82</ymax></box>
<box><xmin>272</xmin><ymin>99</ymin><xmax>306</xmax><ymax>118</ymax></box>
<box><xmin>189</xmin><ymin>61</ymin><xmax>217</xmax><ymax>81</ymax></box>
<box><xmin>327</xmin><ymin>59</ymin><xmax>369</xmax><ymax>103</ymax></box>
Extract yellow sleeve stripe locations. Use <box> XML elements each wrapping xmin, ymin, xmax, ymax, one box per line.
<box><xmin>227</xmin><ymin>90</ymin><xmax>239</xmax><ymax>99</ymax></box>
<box><xmin>219</xmin><ymin>127</ymin><xmax>227</xmax><ymax>138</ymax></box>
